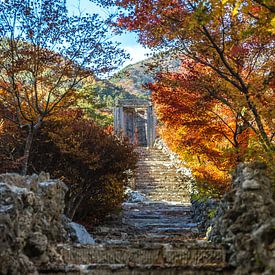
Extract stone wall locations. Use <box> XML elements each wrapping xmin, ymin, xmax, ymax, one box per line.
<box><xmin>0</xmin><ymin>173</ymin><xmax>69</xmax><ymax>274</ymax></box>
<box><xmin>154</xmin><ymin>138</ymin><xmax>193</xmax><ymax>194</ymax></box>
<box><xmin>209</xmin><ymin>163</ymin><xmax>275</xmax><ymax>274</ymax></box>
<box><xmin>191</xmin><ymin>198</ymin><xmax>219</xmax><ymax>233</ymax></box>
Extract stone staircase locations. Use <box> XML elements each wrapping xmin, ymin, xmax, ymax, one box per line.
<box><xmin>135</xmin><ymin>147</ymin><xmax>190</xmax><ymax>204</ymax></box>
<box><xmin>40</xmin><ymin>147</ymin><xmax>229</xmax><ymax>274</ymax></box>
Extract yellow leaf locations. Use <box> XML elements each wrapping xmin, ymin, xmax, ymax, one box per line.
<box><xmin>232</xmin><ymin>1</ymin><xmax>240</xmax><ymax>17</ymax></box>
<box><xmin>268</xmin><ymin>16</ymin><xmax>275</xmax><ymax>35</ymax></box>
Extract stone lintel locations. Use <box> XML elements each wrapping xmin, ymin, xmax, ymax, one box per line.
<box><xmin>116</xmin><ymin>99</ymin><xmax>152</xmax><ymax>108</ymax></box>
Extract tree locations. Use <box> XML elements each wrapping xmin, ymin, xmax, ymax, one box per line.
<box><xmin>150</xmin><ymin>59</ymin><xmax>252</xmax><ymax>194</ymax></box>
<box><xmin>94</xmin><ymin>0</ymin><xmax>274</xmax><ymax>153</ymax></box>
<box><xmin>0</xmin><ymin>0</ymin><xmax>127</xmax><ymax>174</ymax></box>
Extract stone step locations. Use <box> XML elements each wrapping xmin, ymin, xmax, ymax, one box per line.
<box><xmin>136</xmin><ymin>150</ymin><xmax>170</xmax><ymax>155</ymax></box>
<box><xmin>136</xmin><ymin>170</ymin><xmax>179</xmax><ymax>174</ymax></box>
<box><xmin>55</xmin><ymin>242</ymin><xmax>227</xmax><ymax>268</ymax></box>
<box><xmin>138</xmin><ymin>191</ymin><xmax>188</xmax><ymax>196</ymax></box>
<box><xmin>136</xmin><ymin>175</ymin><xmax>178</xmax><ymax>178</ymax></box>
<box><xmin>146</xmin><ymin>198</ymin><xmax>189</xmax><ymax>204</ymax></box>
<box><xmin>135</xmin><ymin>185</ymin><xmax>184</xmax><ymax>189</ymax></box>
<box><xmin>136</xmin><ymin>188</ymin><xmax>188</xmax><ymax>193</ymax></box>
<box><xmin>136</xmin><ymin>168</ymin><xmax>176</xmax><ymax>172</ymax></box>
<box><xmin>136</xmin><ymin>172</ymin><xmax>178</xmax><ymax>176</ymax></box>
<box><xmin>138</xmin><ymin>154</ymin><xmax>171</xmax><ymax>158</ymax></box>
<box><xmin>135</xmin><ymin>182</ymin><xmax>184</xmax><ymax>186</ymax></box>
<box><xmin>136</xmin><ymin>176</ymin><xmax>181</xmax><ymax>180</ymax></box>
<box><xmin>136</xmin><ymin>154</ymin><xmax>168</xmax><ymax>158</ymax></box>
<box><xmin>137</xmin><ymin>196</ymin><xmax>189</xmax><ymax>202</ymax></box>
<box><xmin>124</xmin><ymin>220</ymin><xmax>197</xmax><ymax>229</ymax></box>
<box><xmin>122</xmin><ymin>209</ymin><xmax>192</xmax><ymax>216</ymax></box>
<box><xmin>135</xmin><ymin>181</ymin><xmax>182</xmax><ymax>184</ymax></box>
<box><xmin>139</xmin><ymin>159</ymin><xmax>171</xmax><ymax>162</ymax></box>
<box><xmin>135</xmin><ymin>171</ymin><xmax>179</xmax><ymax>175</ymax></box>
<box><xmin>136</xmin><ymin>170</ymin><xmax>177</xmax><ymax>174</ymax></box>
<box><xmin>123</xmin><ymin>201</ymin><xmax>192</xmax><ymax>207</ymax></box>
<box><xmin>139</xmin><ymin>161</ymin><xmax>172</xmax><ymax>163</ymax></box>
<box><xmin>135</xmin><ymin>176</ymin><xmax>178</xmax><ymax>179</ymax></box>
<box><xmin>137</xmin><ymin>162</ymin><xmax>173</xmax><ymax>164</ymax></box>
<box><xmin>135</xmin><ymin>183</ymin><xmax>187</xmax><ymax>188</ymax></box>
<box><xmin>144</xmin><ymin>191</ymin><xmax>188</xmax><ymax>195</ymax></box>
<box><xmin>136</xmin><ymin>162</ymin><xmax>174</xmax><ymax>166</ymax></box>
<box><xmin>135</xmin><ymin>183</ymin><xmax>183</xmax><ymax>187</ymax></box>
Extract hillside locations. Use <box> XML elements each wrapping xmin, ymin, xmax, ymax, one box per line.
<box><xmin>109</xmin><ymin>56</ymin><xmax>181</xmax><ymax>99</ymax></box>
<box><xmin>110</xmin><ymin>60</ymin><xmax>154</xmax><ymax>98</ymax></box>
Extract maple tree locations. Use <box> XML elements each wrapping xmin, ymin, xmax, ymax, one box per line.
<box><xmin>0</xmin><ymin>0</ymin><xmax>126</xmax><ymax>174</ymax></box>
<box><xmin>150</xmin><ymin>60</ymin><xmax>253</xmax><ymax>194</ymax></box>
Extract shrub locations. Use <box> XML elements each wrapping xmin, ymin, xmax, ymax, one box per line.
<box><xmin>0</xmin><ymin>110</ymin><xmax>138</xmax><ymax>225</ymax></box>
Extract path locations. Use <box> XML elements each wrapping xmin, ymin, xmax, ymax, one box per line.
<box><xmin>41</xmin><ymin>147</ymin><xmax>229</xmax><ymax>274</ymax></box>
<box><xmin>91</xmin><ymin>147</ymin><xmax>199</xmax><ymax>243</ymax></box>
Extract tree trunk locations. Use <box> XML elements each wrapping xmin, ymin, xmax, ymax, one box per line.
<box><xmin>66</xmin><ymin>191</ymin><xmax>86</xmax><ymax>220</ymax></box>
<box><xmin>21</xmin><ymin>127</ymin><xmax>34</xmax><ymax>176</ymax></box>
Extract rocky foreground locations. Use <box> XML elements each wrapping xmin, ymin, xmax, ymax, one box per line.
<box><xmin>0</xmin><ymin>173</ymin><xmax>94</xmax><ymax>274</ymax></box>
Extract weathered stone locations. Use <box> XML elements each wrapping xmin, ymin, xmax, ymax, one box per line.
<box><xmin>0</xmin><ymin>173</ymin><xmax>68</xmax><ymax>274</ymax></box>
<box><xmin>209</xmin><ymin>163</ymin><xmax>275</xmax><ymax>274</ymax></box>
<box><xmin>24</xmin><ymin>232</ymin><xmax>48</xmax><ymax>257</ymax></box>
<box><xmin>67</xmin><ymin>222</ymin><xmax>96</xmax><ymax>245</ymax></box>
<box><xmin>58</xmin><ymin>242</ymin><xmax>226</xmax><ymax>268</ymax></box>
<box><xmin>242</xmin><ymin>179</ymin><xmax>260</xmax><ymax>190</ymax></box>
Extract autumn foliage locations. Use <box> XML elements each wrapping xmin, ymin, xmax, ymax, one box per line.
<box><xmin>94</xmin><ymin>0</ymin><xmax>275</xmax><ymax>195</ymax></box>
<box><xmin>150</xmin><ymin>63</ymin><xmax>247</xmax><ymax>195</ymax></box>
<box><xmin>150</xmin><ymin>56</ymin><xmax>274</xmax><ymax>195</ymax></box>
<box><xmin>0</xmin><ymin>110</ymin><xmax>137</xmax><ymax>223</ymax></box>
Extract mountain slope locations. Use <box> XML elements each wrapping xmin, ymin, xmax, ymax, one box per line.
<box><xmin>110</xmin><ymin>56</ymin><xmax>181</xmax><ymax>99</ymax></box>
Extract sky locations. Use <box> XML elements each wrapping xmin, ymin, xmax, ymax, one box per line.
<box><xmin>67</xmin><ymin>0</ymin><xmax>153</xmax><ymax>68</ymax></box>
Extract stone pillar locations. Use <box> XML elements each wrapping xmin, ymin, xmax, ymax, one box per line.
<box><xmin>122</xmin><ymin>108</ymin><xmax>126</xmax><ymax>135</ymax></box>
<box><xmin>146</xmin><ymin>106</ymin><xmax>156</xmax><ymax>148</ymax></box>
<box><xmin>152</xmin><ymin>109</ymin><xmax>157</xmax><ymax>145</ymax></box>
<box><xmin>146</xmin><ymin>107</ymin><xmax>151</xmax><ymax>147</ymax></box>
<box><xmin>114</xmin><ymin>106</ymin><xmax>124</xmax><ymax>136</ymax></box>
<box><xmin>114</xmin><ymin>107</ymin><xmax>118</xmax><ymax>133</ymax></box>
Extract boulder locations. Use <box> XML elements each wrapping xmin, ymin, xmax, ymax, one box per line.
<box><xmin>0</xmin><ymin>173</ymin><xmax>68</xmax><ymax>274</ymax></box>
<box><xmin>67</xmin><ymin>222</ymin><xmax>96</xmax><ymax>245</ymax></box>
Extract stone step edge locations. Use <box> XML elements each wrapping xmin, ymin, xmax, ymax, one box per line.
<box><xmin>38</xmin><ymin>263</ymin><xmax>231</xmax><ymax>274</ymax></box>
<box><xmin>38</xmin><ymin>264</ymin><xmax>230</xmax><ymax>274</ymax></box>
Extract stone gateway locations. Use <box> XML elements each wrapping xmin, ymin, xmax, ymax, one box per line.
<box><xmin>114</xmin><ymin>99</ymin><xmax>156</xmax><ymax>147</ymax></box>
